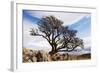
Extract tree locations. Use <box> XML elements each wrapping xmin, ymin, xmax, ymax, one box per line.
<box><xmin>30</xmin><ymin>16</ymin><xmax>84</xmax><ymax>55</ymax></box>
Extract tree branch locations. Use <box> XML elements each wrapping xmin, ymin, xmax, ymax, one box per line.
<box><xmin>58</xmin><ymin>45</ymin><xmax>78</xmax><ymax>52</ymax></box>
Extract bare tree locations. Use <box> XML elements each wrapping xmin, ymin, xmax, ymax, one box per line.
<box><xmin>30</xmin><ymin>16</ymin><xmax>84</xmax><ymax>55</ymax></box>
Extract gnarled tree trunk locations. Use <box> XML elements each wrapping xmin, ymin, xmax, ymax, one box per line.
<box><xmin>49</xmin><ymin>44</ymin><xmax>58</xmax><ymax>55</ymax></box>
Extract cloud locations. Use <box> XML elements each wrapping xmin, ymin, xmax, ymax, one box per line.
<box><xmin>23</xmin><ymin>19</ymin><xmax>51</xmax><ymax>50</ymax></box>
<box><xmin>82</xmin><ymin>36</ymin><xmax>91</xmax><ymax>48</ymax></box>
<box><xmin>23</xmin><ymin>34</ymin><xmax>51</xmax><ymax>50</ymax></box>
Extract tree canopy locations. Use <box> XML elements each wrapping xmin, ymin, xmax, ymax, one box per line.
<box><xmin>30</xmin><ymin>15</ymin><xmax>84</xmax><ymax>55</ymax></box>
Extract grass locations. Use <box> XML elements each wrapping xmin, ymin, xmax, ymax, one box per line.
<box><xmin>23</xmin><ymin>48</ymin><xmax>91</xmax><ymax>63</ymax></box>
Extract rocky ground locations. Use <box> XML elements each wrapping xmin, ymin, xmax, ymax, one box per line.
<box><xmin>23</xmin><ymin>48</ymin><xmax>91</xmax><ymax>63</ymax></box>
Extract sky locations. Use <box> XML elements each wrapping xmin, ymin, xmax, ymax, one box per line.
<box><xmin>22</xmin><ymin>10</ymin><xmax>91</xmax><ymax>51</ymax></box>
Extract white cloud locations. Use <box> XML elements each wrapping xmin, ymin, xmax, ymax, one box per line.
<box><xmin>23</xmin><ymin>19</ymin><xmax>51</xmax><ymax>50</ymax></box>
<box><xmin>82</xmin><ymin>36</ymin><xmax>91</xmax><ymax>48</ymax></box>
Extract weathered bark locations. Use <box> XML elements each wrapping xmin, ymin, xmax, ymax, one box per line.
<box><xmin>49</xmin><ymin>44</ymin><xmax>58</xmax><ymax>55</ymax></box>
<box><xmin>49</xmin><ymin>49</ymin><xmax>58</xmax><ymax>55</ymax></box>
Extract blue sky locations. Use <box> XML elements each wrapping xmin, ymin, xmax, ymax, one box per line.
<box><xmin>23</xmin><ymin>10</ymin><xmax>91</xmax><ymax>50</ymax></box>
<box><xmin>69</xmin><ymin>15</ymin><xmax>91</xmax><ymax>37</ymax></box>
<box><xmin>23</xmin><ymin>10</ymin><xmax>41</xmax><ymax>24</ymax></box>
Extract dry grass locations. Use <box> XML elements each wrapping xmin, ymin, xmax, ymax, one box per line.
<box><xmin>23</xmin><ymin>48</ymin><xmax>91</xmax><ymax>63</ymax></box>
